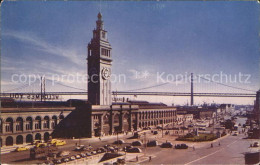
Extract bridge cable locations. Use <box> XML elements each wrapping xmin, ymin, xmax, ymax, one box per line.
<box><xmin>199</xmin><ymin>76</ymin><xmax>256</xmax><ymax>93</ymax></box>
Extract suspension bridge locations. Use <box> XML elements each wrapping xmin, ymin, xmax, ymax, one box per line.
<box><xmin>1</xmin><ymin>74</ymin><xmax>257</xmax><ymax>105</ymax></box>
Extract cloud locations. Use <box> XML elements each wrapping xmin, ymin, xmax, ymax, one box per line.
<box><xmin>3</xmin><ymin>30</ymin><xmax>83</xmax><ymax>65</ymax></box>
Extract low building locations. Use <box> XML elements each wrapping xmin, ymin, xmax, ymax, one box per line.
<box><xmin>0</xmin><ymin>99</ymin><xmax>177</xmax><ymax>146</ymax></box>
<box><xmin>0</xmin><ymin>100</ymin><xmax>74</xmax><ymax>147</ymax></box>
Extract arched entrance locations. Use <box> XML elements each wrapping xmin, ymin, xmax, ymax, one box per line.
<box><xmin>35</xmin><ymin>133</ymin><xmax>41</xmax><ymax>140</ymax></box>
<box><xmin>26</xmin><ymin>134</ymin><xmax>33</xmax><ymax>144</ymax></box>
<box><xmin>44</xmin><ymin>132</ymin><xmax>50</xmax><ymax>142</ymax></box>
<box><xmin>113</xmin><ymin>114</ymin><xmax>120</xmax><ymax>133</ymax></box>
<box><xmin>6</xmin><ymin>136</ymin><xmax>13</xmax><ymax>146</ymax></box>
<box><xmin>102</xmin><ymin>114</ymin><xmax>110</xmax><ymax>135</ymax></box>
<box><xmin>123</xmin><ymin>113</ymin><xmax>129</xmax><ymax>132</ymax></box>
<box><xmin>16</xmin><ymin>135</ymin><xmax>23</xmax><ymax>144</ymax></box>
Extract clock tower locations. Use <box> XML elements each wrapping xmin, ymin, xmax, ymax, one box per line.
<box><xmin>87</xmin><ymin>12</ymin><xmax>112</xmax><ymax>105</ymax></box>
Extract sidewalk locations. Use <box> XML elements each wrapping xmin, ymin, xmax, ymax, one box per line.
<box><xmin>1</xmin><ymin>143</ymin><xmax>33</xmax><ymax>154</ymax></box>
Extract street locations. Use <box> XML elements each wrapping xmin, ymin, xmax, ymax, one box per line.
<box><xmin>1</xmin><ymin>116</ymin><xmax>258</xmax><ymax>164</ymax></box>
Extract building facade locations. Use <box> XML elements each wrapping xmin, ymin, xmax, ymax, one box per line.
<box><xmin>0</xmin><ymin>105</ymin><xmax>74</xmax><ymax>147</ymax></box>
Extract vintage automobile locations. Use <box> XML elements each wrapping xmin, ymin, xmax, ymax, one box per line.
<box><xmin>132</xmin><ymin>141</ymin><xmax>143</xmax><ymax>146</ymax></box>
<box><xmin>147</xmin><ymin>140</ymin><xmax>159</xmax><ymax>147</ymax></box>
<box><xmin>161</xmin><ymin>142</ymin><xmax>173</xmax><ymax>148</ymax></box>
<box><xmin>15</xmin><ymin>146</ymin><xmax>29</xmax><ymax>152</ymax></box>
<box><xmin>127</xmin><ymin>147</ymin><xmax>142</xmax><ymax>153</ymax></box>
<box><xmin>175</xmin><ymin>144</ymin><xmax>188</xmax><ymax>149</ymax></box>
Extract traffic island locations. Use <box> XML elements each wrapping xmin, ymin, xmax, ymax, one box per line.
<box><xmin>176</xmin><ymin>133</ymin><xmax>218</xmax><ymax>142</ymax></box>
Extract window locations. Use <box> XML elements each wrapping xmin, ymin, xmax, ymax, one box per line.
<box><xmin>101</xmin><ymin>48</ymin><xmax>110</xmax><ymax>57</ymax></box>
<box><xmin>102</xmin><ymin>32</ymin><xmax>106</xmax><ymax>39</ymax></box>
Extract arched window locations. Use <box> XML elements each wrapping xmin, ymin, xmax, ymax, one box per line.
<box><xmin>16</xmin><ymin>117</ymin><xmax>23</xmax><ymax>131</ymax></box>
<box><xmin>26</xmin><ymin>117</ymin><xmax>33</xmax><ymax>130</ymax></box>
<box><xmin>5</xmin><ymin>118</ymin><xmax>13</xmax><ymax>132</ymax></box>
<box><xmin>35</xmin><ymin>116</ymin><xmax>41</xmax><ymax>130</ymax></box>
<box><xmin>43</xmin><ymin>116</ymin><xmax>50</xmax><ymax>129</ymax></box>
<box><xmin>52</xmin><ymin>116</ymin><xmax>58</xmax><ymax>129</ymax></box>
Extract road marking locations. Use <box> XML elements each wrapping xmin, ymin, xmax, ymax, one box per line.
<box><xmin>184</xmin><ymin>140</ymin><xmax>238</xmax><ymax>165</ymax></box>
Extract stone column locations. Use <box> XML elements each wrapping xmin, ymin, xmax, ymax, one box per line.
<box><xmin>41</xmin><ymin>120</ymin><xmax>44</xmax><ymax>130</ymax></box>
<box><xmin>2</xmin><ymin>136</ymin><xmax>6</xmax><ymax>147</ymax></box>
<box><xmin>49</xmin><ymin>119</ymin><xmax>53</xmax><ymax>130</ymax></box>
<box><xmin>119</xmin><ymin>113</ymin><xmax>123</xmax><ymax>133</ymax></box>
<box><xmin>136</xmin><ymin>113</ymin><xmax>139</xmax><ymax>131</ymax></box>
<box><xmin>91</xmin><ymin>116</ymin><xmax>95</xmax><ymax>137</ymax></box>
<box><xmin>32</xmin><ymin>120</ymin><xmax>35</xmax><ymax>131</ymax></box>
<box><xmin>2</xmin><ymin>122</ymin><xmax>6</xmax><ymax>134</ymax></box>
<box><xmin>128</xmin><ymin>113</ymin><xmax>132</xmax><ymax>131</ymax></box>
<box><xmin>23</xmin><ymin>121</ymin><xmax>27</xmax><ymax>132</ymax></box>
<box><xmin>13</xmin><ymin>122</ymin><xmax>17</xmax><ymax>133</ymax></box>
<box><xmin>99</xmin><ymin>115</ymin><xmax>104</xmax><ymax>136</ymax></box>
<box><xmin>109</xmin><ymin>113</ymin><xmax>114</xmax><ymax>134</ymax></box>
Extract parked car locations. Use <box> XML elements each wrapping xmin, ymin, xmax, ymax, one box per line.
<box><xmin>132</xmin><ymin>141</ymin><xmax>143</xmax><ymax>146</ymax></box>
<box><xmin>80</xmin><ymin>153</ymin><xmax>86</xmax><ymax>158</ymax></box>
<box><xmin>253</xmin><ymin>142</ymin><xmax>259</xmax><ymax>147</ymax></box>
<box><xmin>75</xmin><ymin>154</ymin><xmax>81</xmax><ymax>159</ymax></box>
<box><xmin>70</xmin><ymin>155</ymin><xmax>76</xmax><ymax>161</ymax></box>
<box><xmin>113</xmin><ymin>139</ymin><xmax>125</xmax><ymax>144</ymax></box>
<box><xmin>61</xmin><ymin>157</ymin><xmax>69</xmax><ymax>163</ymax></box>
<box><xmin>123</xmin><ymin>145</ymin><xmax>133</xmax><ymax>152</ymax></box>
<box><xmin>175</xmin><ymin>144</ymin><xmax>188</xmax><ymax>149</ymax></box>
<box><xmin>156</xmin><ymin>126</ymin><xmax>163</xmax><ymax>130</ymax></box>
<box><xmin>52</xmin><ymin>159</ymin><xmax>62</xmax><ymax>164</ymax></box>
<box><xmin>153</xmin><ymin>131</ymin><xmax>158</xmax><ymax>135</ymax></box>
<box><xmin>232</xmin><ymin>132</ymin><xmax>238</xmax><ymax>136</ymax></box>
<box><xmin>57</xmin><ymin>151</ymin><xmax>70</xmax><ymax>157</ymax></box>
<box><xmin>161</xmin><ymin>142</ymin><xmax>173</xmax><ymax>148</ymax></box>
<box><xmin>75</xmin><ymin>145</ymin><xmax>86</xmax><ymax>151</ymax></box>
<box><xmin>127</xmin><ymin>147</ymin><xmax>142</xmax><ymax>153</ymax></box>
<box><xmin>97</xmin><ymin>147</ymin><xmax>106</xmax><ymax>153</ymax></box>
<box><xmin>54</xmin><ymin>140</ymin><xmax>66</xmax><ymax>146</ymax></box>
<box><xmin>15</xmin><ymin>146</ymin><xmax>29</xmax><ymax>152</ymax></box>
<box><xmin>91</xmin><ymin>151</ymin><xmax>97</xmax><ymax>155</ymax></box>
<box><xmin>147</xmin><ymin>140</ymin><xmax>158</xmax><ymax>147</ymax></box>
<box><xmin>86</xmin><ymin>152</ymin><xmax>92</xmax><ymax>156</ymax></box>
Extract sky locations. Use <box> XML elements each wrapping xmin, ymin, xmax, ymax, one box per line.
<box><xmin>1</xmin><ymin>1</ymin><xmax>259</xmax><ymax>105</ymax></box>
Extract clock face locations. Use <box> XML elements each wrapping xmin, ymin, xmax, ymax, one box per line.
<box><xmin>102</xmin><ymin>68</ymin><xmax>110</xmax><ymax>80</ymax></box>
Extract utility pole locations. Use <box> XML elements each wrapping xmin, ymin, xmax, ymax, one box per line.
<box><xmin>144</xmin><ymin>132</ymin><xmax>146</xmax><ymax>156</ymax></box>
<box><xmin>191</xmin><ymin>73</ymin><xmax>194</xmax><ymax>106</ymax></box>
<box><xmin>40</xmin><ymin>77</ymin><xmax>42</xmax><ymax>102</ymax></box>
<box><xmin>43</xmin><ymin>77</ymin><xmax>46</xmax><ymax>102</ymax></box>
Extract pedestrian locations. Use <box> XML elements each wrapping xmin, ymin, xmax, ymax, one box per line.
<box><xmin>136</xmin><ymin>156</ymin><xmax>138</xmax><ymax>162</ymax></box>
<box><xmin>149</xmin><ymin>156</ymin><xmax>152</xmax><ymax>162</ymax></box>
<box><xmin>219</xmin><ymin>142</ymin><xmax>220</xmax><ymax>146</ymax></box>
<box><xmin>193</xmin><ymin>146</ymin><xmax>195</xmax><ymax>151</ymax></box>
<box><xmin>211</xmin><ymin>143</ymin><xmax>213</xmax><ymax>148</ymax></box>
<box><xmin>99</xmin><ymin>137</ymin><xmax>101</xmax><ymax>141</ymax></box>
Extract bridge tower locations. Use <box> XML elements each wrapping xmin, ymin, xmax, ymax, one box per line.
<box><xmin>255</xmin><ymin>90</ymin><xmax>260</xmax><ymax>125</ymax></box>
<box><xmin>191</xmin><ymin>73</ymin><xmax>194</xmax><ymax>106</ymax></box>
<box><xmin>87</xmin><ymin>12</ymin><xmax>112</xmax><ymax>105</ymax></box>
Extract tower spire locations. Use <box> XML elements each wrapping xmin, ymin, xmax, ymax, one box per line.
<box><xmin>96</xmin><ymin>12</ymin><xmax>104</xmax><ymax>30</ymax></box>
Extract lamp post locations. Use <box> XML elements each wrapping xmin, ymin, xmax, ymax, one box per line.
<box><xmin>143</xmin><ymin>132</ymin><xmax>147</xmax><ymax>157</ymax></box>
